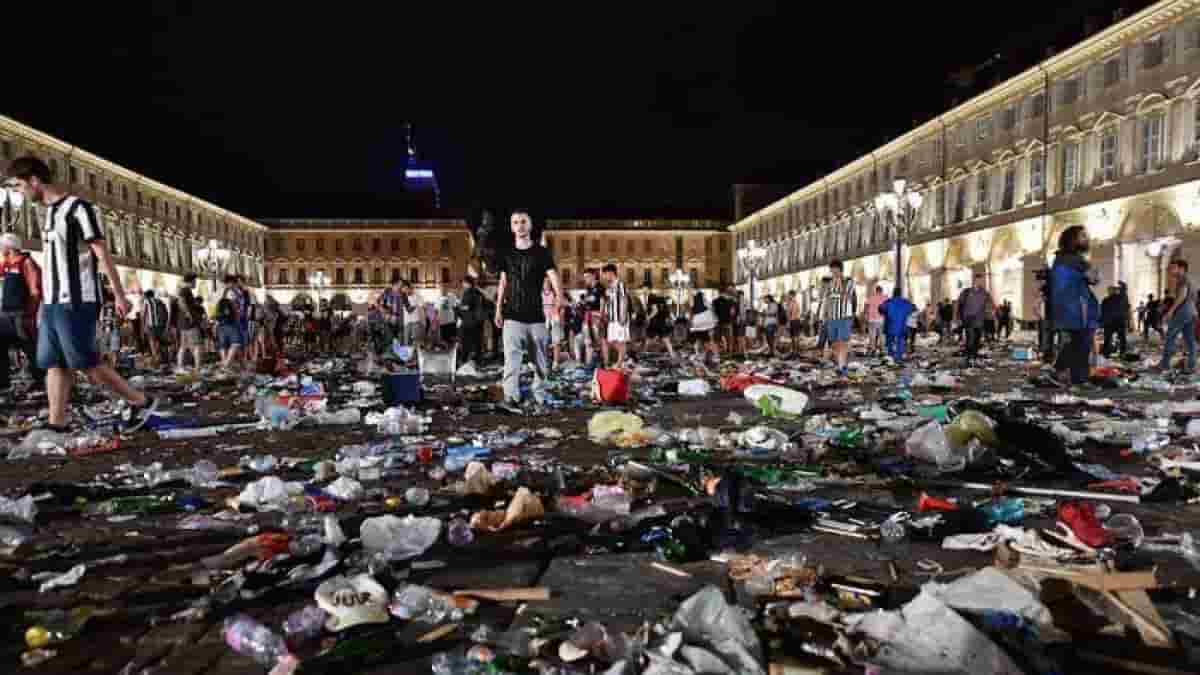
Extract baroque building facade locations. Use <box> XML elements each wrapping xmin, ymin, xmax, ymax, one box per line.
<box><xmin>261</xmin><ymin>219</ymin><xmax>475</xmax><ymax>310</ymax></box>
<box><xmin>0</xmin><ymin>114</ymin><xmax>267</xmax><ymax>301</ymax></box>
<box><xmin>543</xmin><ymin>219</ymin><xmax>731</xmax><ymax>292</ymax></box>
<box><xmin>733</xmin><ymin>0</ymin><xmax>1200</xmax><ymax>321</ymax></box>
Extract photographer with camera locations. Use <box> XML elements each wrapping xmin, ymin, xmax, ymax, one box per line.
<box><xmin>1049</xmin><ymin>225</ymin><xmax>1100</xmax><ymax>387</ymax></box>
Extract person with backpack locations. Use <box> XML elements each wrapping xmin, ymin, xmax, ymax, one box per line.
<box><xmin>141</xmin><ymin>289</ymin><xmax>169</xmax><ymax>369</ymax></box>
<box><xmin>458</xmin><ymin>275</ymin><xmax>486</xmax><ymax>367</ymax></box>
<box><xmin>216</xmin><ymin>294</ymin><xmax>242</xmax><ymax>370</ymax></box>
<box><xmin>0</xmin><ymin>233</ymin><xmax>44</xmax><ymax>392</ymax></box>
<box><xmin>761</xmin><ymin>294</ymin><xmax>781</xmax><ymax>356</ymax></box>
<box><xmin>712</xmin><ymin>286</ymin><xmax>736</xmax><ymax>354</ymax></box>
<box><xmin>172</xmin><ymin>274</ymin><xmax>206</xmax><ymax>372</ymax></box>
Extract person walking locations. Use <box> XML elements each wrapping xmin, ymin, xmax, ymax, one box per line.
<box><xmin>786</xmin><ymin>290</ymin><xmax>804</xmax><ymax>354</ymax></box>
<box><xmin>956</xmin><ymin>273</ymin><xmax>994</xmax><ymax>368</ymax></box>
<box><xmin>0</xmin><ymin>233</ymin><xmax>43</xmax><ymax>393</ymax></box>
<box><xmin>643</xmin><ymin>286</ymin><xmax>675</xmax><ymax>358</ymax></box>
<box><xmin>1144</xmin><ymin>294</ymin><xmax>1163</xmax><ymax>342</ymax></box>
<box><xmin>494</xmin><ymin>210</ymin><xmax>562</xmax><ymax>406</ymax></box>
<box><xmin>1100</xmin><ymin>286</ymin><xmax>1129</xmax><ymax>358</ymax></box>
<box><xmin>761</xmin><ymin>294</ymin><xmax>780</xmax><ymax>356</ymax></box>
<box><xmin>1159</xmin><ymin>258</ymin><xmax>1196</xmax><ymax>374</ymax></box>
<box><xmin>1049</xmin><ymin>225</ymin><xmax>1100</xmax><ymax>387</ymax></box>
<box><xmin>6</xmin><ymin>156</ymin><xmax>158</xmax><ymax>437</ymax></box>
<box><xmin>864</xmin><ymin>285</ymin><xmax>886</xmax><ymax>355</ymax></box>
<box><xmin>879</xmin><ymin>289</ymin><xmax>916</xmax><ymax>363</ymax></box>
<box><xmin>601</xmin><ymin>263</ymin><xmax>630</xmax><ymax>369</ymax></box>
<box><xmin>458</xmin><ymin>275</ymin><xmax>486</xmax><ymax>367</ymax></box>
<box><xmin>816</xmin><ymin>261</ymin><xmax>856</xmax><ymax>377</ymax></box>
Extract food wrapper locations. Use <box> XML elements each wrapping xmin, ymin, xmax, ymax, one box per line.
<box><xmin>470</xmin><ymin>487</ymin><xmax>545</xmax><ymax>531</ymax></box>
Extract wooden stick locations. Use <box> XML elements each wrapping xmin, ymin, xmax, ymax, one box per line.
<box><xmin>452</xmin><ymin>587</ymin><xmax>550</xmax><ymax>602</ymax></box>
<box><xmin>650</xmin><ymin>562</ymin><xmax>692</xmax><ymax>578</ymax></box>
<box><xmin>416</xmin><ymin>623</ymin><xmax>459</xmax><ymax>643</ymax></box>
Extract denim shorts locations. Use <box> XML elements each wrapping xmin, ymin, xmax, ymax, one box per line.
<box><xmin>38</xmin><ymin>303</ymin><xmax>100</xmax><ymax>370</ymax></box>
<box><xmin>824</xmin><ymin>318</ymin><xmax>852</xmax><ymax>343</ymax></box>
<box><xmin>218</xmin><ymin>323</ymin><xmax>244</xmax><ymax>350</ymax></box>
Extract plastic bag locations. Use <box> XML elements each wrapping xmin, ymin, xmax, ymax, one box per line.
<box><xmin>905</xmin><ymin>421</ymin><xmax>955</xmax><ymax>467</ymax></box>
<box><xmin>924</xmin><ymin>567</ymin><xmax>1053</xmax><ymax>627</ymax></box>
<box><xmin>359</xmin><ymin>515</ymin><xmax>442</xmax><ymax>561</ymax></box>
<box><xmin>669</xmin><ymin>586</ymin><xmax>764</xmax><ymax>675</ymax></box>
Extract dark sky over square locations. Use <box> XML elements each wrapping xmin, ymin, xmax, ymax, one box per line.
<box><xmin>5</xmin><ymin>1</ymin><xmax>1147</xmax><ymax>221</ymax></box>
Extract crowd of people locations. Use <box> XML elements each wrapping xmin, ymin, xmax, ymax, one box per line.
<box><xmin>3</xmin><ymin>161</ymin><xmax>1198</xmax><ymax>425</ymax></box>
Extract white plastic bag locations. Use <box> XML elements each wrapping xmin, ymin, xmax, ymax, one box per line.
<box><xmin>360</xmin><ymin>515</ymin><xmax>442</xmax><ymax>561</ymax></box>
<box><xmin>905</xmin><ymin>421</ymin><xmax>953</xmax><ymax>466</ymax></box>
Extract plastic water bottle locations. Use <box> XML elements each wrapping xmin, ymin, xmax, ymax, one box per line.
<box><xmin>389</xmin><ymin>585</ymin><xmax>463</xmax><ymax>623</ymax></box>
<box><xmin>405</xmin><ymin>487</ymin><xmax>431</xmax><ymax>506</ymax></box>
<box><xmin>282</xmin><ymin>605</ymin><xmax>328</xmax><ymax>647</ymax></box>
<box><xmin>447</xmin><ymin>518</ymin><xmax>474</xmax><ymax>547</ymax></box>
<box><xmin>190</xmin><ymin>459</ymin><xmax>220</xmax><ymax>487</ymax></box>
<box><xmin>223</xmin><ymin>613</ymin><xmax>291</xmax><ymax>667</ymax></box>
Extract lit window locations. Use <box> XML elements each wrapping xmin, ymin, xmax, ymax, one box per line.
<box><xmin>1101</xmin><ymin>130</ymin><xmax>1119</xmax><ymax>182</ymax></box>
<box><xmin>1030</xmin><ymin>154</ymin><xmax>1045</xmax><ymax>196</ymax></box>
<box><xmin>1140</xmin><ymin>114</ymin><xmax>1164</xmax><ymax>172</ymax></box>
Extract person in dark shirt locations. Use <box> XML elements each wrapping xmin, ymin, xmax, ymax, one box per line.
<box><xmin>644</xmin><ymin>288</ymin><xmax>675</xmax><ymax>358</ymax></box>
<box><xmin>494</xmin><ymin>210</ymin><xmax>562</xmax><ymax>405</ymax></box>
<box><xmin>1100</xmin><ymin>286</ymin><xmax>1129</xmax><ymax>357</ymax></box>
<box><xmin>1144</xmin><ymin>294</ymin><xmax>1163</xmax><ymax>341</ymax></box>
<box><xmin>580</xmin><ymin>268</ymin><xmax>605</xmax><ymax>367</ymax></box>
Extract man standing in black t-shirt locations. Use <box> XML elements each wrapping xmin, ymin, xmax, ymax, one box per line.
<box><xmin>494</xmin><ymin>210</ymin><xmax>563</xmax><ymax>405</ymax></box>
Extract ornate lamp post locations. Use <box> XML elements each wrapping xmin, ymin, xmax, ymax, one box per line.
<box><xmin>874</xmin><ymin>178</ymin><xmax>924</xmax><ymax>296</ymax></box>
<box><xmin>669</xmin><ymin>267</ymin><xmax>691</xmax><ymax>312</ymax></box>
<box><xmin>310</xmin><ymin>270</ymin><xmax>329</xmax><ymax>306</ymax></box>
<box><xmin>736</xmin><ymin>238</ymin><xmax>767</xmax><ymax>311</ymax></box>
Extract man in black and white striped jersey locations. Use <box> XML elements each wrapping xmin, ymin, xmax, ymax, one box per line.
<box><xmin>5</xmin><ymin>156</ymin><xmax>159</xmax><ymax>439</ymax></box>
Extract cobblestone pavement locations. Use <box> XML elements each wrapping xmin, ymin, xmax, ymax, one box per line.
<box><xmin>1</xmin><ymin>333</ymin><xmax>1197</xmax><ymax>674</ymax></box>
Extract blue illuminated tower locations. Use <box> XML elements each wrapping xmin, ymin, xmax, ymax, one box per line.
<box><xmin>404</xmin><ymin>124</ymin><xmax>440</xmax><ymax>208</ymax></box>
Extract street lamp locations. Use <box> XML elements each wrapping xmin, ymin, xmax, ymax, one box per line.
<box><xmin>669</xmin><ymin>267</ymin><xmax>691</xmax><ymax>311</ymax></box>
<box><xmin>736</xmin><ymin>238</ymin><xmax>767</xmax><ymax>311</ymax></box>
<box><xmin>874</xmin><ymin>178</ymin><xmax>925</xmax><ymax>296</ymax></box>
<box><xmin>310</xmin><ymin>270</ymin><xmax>329</xmax><ymax>304</ymax></box>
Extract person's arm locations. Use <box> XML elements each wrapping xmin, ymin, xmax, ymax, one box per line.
<box><xmin>21</xmin><ymin>257</ymin><xmax>41</xmax><ymax>315</ymax></box>
<box><xmin>494</xmin><ymin>272</ymin><xmax>507</xmax><ymax>328</ymax></box>
<box><xmin>547</xmin><ymin>268</ymin><xmax>564</xmax><ymax>311</ymax></box>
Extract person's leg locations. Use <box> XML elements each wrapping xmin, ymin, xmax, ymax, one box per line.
<box><xmin>501</xmin><ymin>320</ymin><xmax>523</xmax><ymax>403</ymax></box>
<box><xmin>1102</xmin><ymin>326</ymin><xmax>1113</xmax><ymax>356</ymax></box>
<box><xmin>46</xmin><ymin>368</ymin><xmax>73</xmax><ymax>427</ymax></box>
<box><xmin>0</xmin><ymin>333</ymin><xmax>11</xmax><ymax>390</ymax></box>
<box><xmin>897</xmin><ymin>332</ymin><xmax>907</xmax><ymax>362</ymax></box>
<box><xmin>1184</xmin><ymin>317</ymin><xmax>1197</xmax><ymax>372</ymax></box>
<box><xmin>528</xmin><ymin>322</ymin><xmax>550</xmax><ymax>402</ymax></box>
<box><xmin>1117</xmin><ymin>322</ymin><xmax>1127</xmax><ymax>355</ymax></box>
<box><xmin>86</xmin><ymin>365</ymin><xmax>149</xmax><ymax>405</ymax></box>
<box><xmin>1074</xmin><ymin>329</ymin><xmax>1093</xmax><ymax>384</ymax></box>
<box><xmin>1160</xmin><ymin>319</ymin><xmax>1180</xmax><ymax>370</ymax></box>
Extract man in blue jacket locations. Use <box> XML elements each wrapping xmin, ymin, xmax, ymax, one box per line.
<box><xmin>1049</xmin><ymin>225</ymin><xmax>1100</xmax><ymax>387</ymax></box>
<box><xmin>879</xmin><ymin>289</ymin><xmax>916</xmax><ymax>363</ymax></box>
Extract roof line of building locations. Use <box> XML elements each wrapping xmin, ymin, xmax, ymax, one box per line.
<box><xmin>0</xmin><ymin>114</ymin><xmax>268</xmax><ymax>232</ymax></box>
<box><xmin>730</xmin><ymin>0</ymin><xmax>1196</xmax><ymax>232</ymax></box>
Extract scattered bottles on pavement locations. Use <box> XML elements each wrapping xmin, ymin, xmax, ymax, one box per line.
<box><xmin>447</xmin><ymin>518</ymin><xmax>474</xmax><ymax>547</ymax></box>
<box><xmin>223</xmin><ymin>613</ymin><xmax>295</xmax><ymax>670</ymax></box>
<box><xmin>24</xmin><ymin>606</ymin><xmax>97</xmax><ymax>649</ymax></box>
<box><xmin>389</xmin><ymin>584</ymin><xmax>466</xmax><ymax>623</ymax></box>
<box><xmin>282</xmin><ymin>605</ymin><xmax>328</xmax><ymax>648</ymax></box>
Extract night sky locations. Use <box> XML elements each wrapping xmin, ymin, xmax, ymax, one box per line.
<box><xmin>6</xmin><ymin>1</ymin><xmax>1148</xmax><ymax>221</ymax></box>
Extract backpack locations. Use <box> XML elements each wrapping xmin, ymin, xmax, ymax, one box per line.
<box><xmin>0</xmin><ymin>255</ymin><xmax>32</xmax><ymax>314</ymax></box>
<box><xmin>173</xmin><ymin>296</ymin><xmax>195</xmax><ymax>331</ymax></box>
<box><xmin>217</xmin><ymin>298</ymin><xmax>236</xmax><ymax>323</ymax></box>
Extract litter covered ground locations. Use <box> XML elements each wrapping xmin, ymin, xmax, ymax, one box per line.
<box><xmin>5</xmin><ymin>332</ymin><xmax>1200</xmax><ymax>674</ymax></box>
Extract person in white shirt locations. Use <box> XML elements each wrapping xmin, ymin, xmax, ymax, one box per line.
<box><xmin>601</xmin><ymin>263</ymin><xmax>630</xmax><ymax>369</ymax></box>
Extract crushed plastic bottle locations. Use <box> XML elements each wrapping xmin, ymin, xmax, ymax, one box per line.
<box><xmin>190</xmin><ymin>459</ymin><xmax>220</xmax><ymax>487</ymax></box>
<box><xmin>389</xmin><ymin>584</ymin><xmax>465</xmax><ymax>623</ymax></box>
<box><xmin>282</xmin><ymin>605</ymin><xmax>328</xmax><ymax>648</ymax></box>
<box><xmin>223</xmin><ymin>613</ymin><xmax>297</xmax><ymax>671</ymax></box>
<box><xmin>447</xmin><ymin>518</ymin><xmax>474</xmax><ymax>547</ymax></box>
<box><xmin>405</xmin><ymin>487</ymin><xmax>431</xmax><ymax>506</ymax></box>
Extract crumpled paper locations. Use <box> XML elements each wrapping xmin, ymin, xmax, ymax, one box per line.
<box><xmin>470</xmin><ymin>487</ymin><xmax>545</xmax><ymax>531</ymax></box>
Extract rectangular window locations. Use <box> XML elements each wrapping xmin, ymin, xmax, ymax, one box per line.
<box><xmin>644</xmin><ymin>269</ymin><xmax>652</xmax><ymax>287</ymax></box>
<box><xmin>391</xmin><ymin>268</ymin><xmax>401</xmax><ymax>283</ymax></box>
<box><xmin>410</xmin><ymin>268</ymin><xmax>419</xmax><ymax>283</ymax></box>
<box><xmin>372</xmin><ymin>238</ymin><xmax>381</xmax><ymax>253</ymax></box>
<box><xmin>105</xmin><ymin>180</ymin><xmax>112</xmax><ymax>195</ymax></box>
<box><xmin>1030</xmin><ymin>154</ymin><xmax>1045</xmax><ymax>197</ymax></box>
<box><xmin>335</xmin><ymin>268</ymin><xmax>345</xmax><ymax>284</ymax></box>
<box><xmin>354</xmin><ymin>268</ymin><xmax>364</xmax><ymax>284</ymax></box>
<box><xmin>374</xmin><ymin>268</ymin><xmax>383</xmax><ymax>284</ymax></box>
<box><xmin>1001</xmin><ymin>106</ymin><xmax>1016</xmax><ymax>131</ymax></box>
<box><xmin>353</xmin><ymin>239</ymin><xmax>362</xmax><ymax>252</ymax></box>
<box><xmin>935</xmin><ymin>187</ymin><xmax>946</xmax><ymax>226</ymax></box>
<box><xmin>441</xmin><ymin>267</ymin><xmax>450</xmax><ymax>284</ymax></box>
<box><xmin>1060</xmin><ymin>76</ymin><xmax>1080</xmax><ymax>106</ymax></box>
<box><xmin>1104</xmin><ymin>57</ymin><xmax>1121</xmax><ymax>87</ymax></box>
<box><xmin>626</xmin><ymin>268</ymin><xmax>635</xmax><ymax>284</ymax></box>
<box><xmin>565</xmin><ymin>239</ymin><xmax>573</xmax><ymax>254</ymax></box>
<box><xmin>1063</xmin><ymin>143</ymin><xmax>1079</xmax><ymax>193</ymax></box>
<box><xmin>609</xmin><ymin>239</ymin><xmax>617</xmax><ymax>254</ymax></box>
<box><xmin>661</xmin><ymin>268</ymin><xmax>669</xmax><ymax>284</ymax></box>
<box><xmin>1140</xmin><ymin>114</ymin><xmax>1164</xmax><ymax>172</ymax></box>
<box><xmin>1101</xmin><ymin>130</ymin><xmax>1119</xmax><ymax>182</ymax></box>
<box><xmin>1027</xmin><ymin>92</ymin><xmax>1045</xmax><ymax>118</ymax></box>
<box><xmin>297</xmin><ymin>268</ymin><xmax>307</xmax><ymax>284</ymax></box>
<box><xmin>391</xmin><ymin>238</ymin><xmax>400</xmax><ymax>252</ymax></box>
<box><xmin>87</xmin><ymin>173</ymin><xmax>97</xmax><ymax>190</ymax></box>
<box><xmin>1002</xmin><ymin>167</ymin><xmax>1015</xmax><ymax>210</ymax></box>
<box><xmin>976</xmin><ymin>172</ymin><xmax>989</xmax><ymax>215</ymax></box>
<box><xmin>440</xmin><ymin>238</ymin><xmax>450</xmax><ymax>256</ymax></box>
<box><xmin>1143</xmin><ymin>35</ymin><xmax>1164</xmax><ymax>69</ymax></box>
<box><xmin>976</xmin><ymin>116</ymin><xmax>991</xmax><ymax>141</ymax></box>
<box><xmin>719</xmin><ymin>238</ymin><xmax>726</xmax><ymax>252</ymax></box>
<box><xmin>297</xmin><ymin>239</ymin><xmax>306</xmax><ymax>252</ymax></box>
<box><xmin>409</xmin><ymin>239</ymin><xmax>418</xmax><ymax>256</ymax></box>
<box><xmin>0</xmin><ymin>140</ymin><xmax>10</xmax><ymax>158</ymax></box>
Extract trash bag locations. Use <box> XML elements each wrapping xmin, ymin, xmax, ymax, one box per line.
<box><xmin>670</xmin><ymin>586</ymin><xmax>765</xmax><ymax>675</ymax></box>
<box><xmin>905</xmin><ymin>421</ymin><xmax>959</xmax><ymax>468</ymax></box>
<box><xmin>359</xmin><ymin>515</ymin><xmax>441</xmax><ymax>561</ymax></box>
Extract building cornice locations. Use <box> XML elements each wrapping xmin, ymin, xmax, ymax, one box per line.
<box><xmin>0</xmin><ymin>114</ymin><xmax>269</xmax><ymax>233</ymax></box>
<box><xmin>731</xmin><ymin>0</ymin><xmax>1200</xmax><ymax>234</ymax></box>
